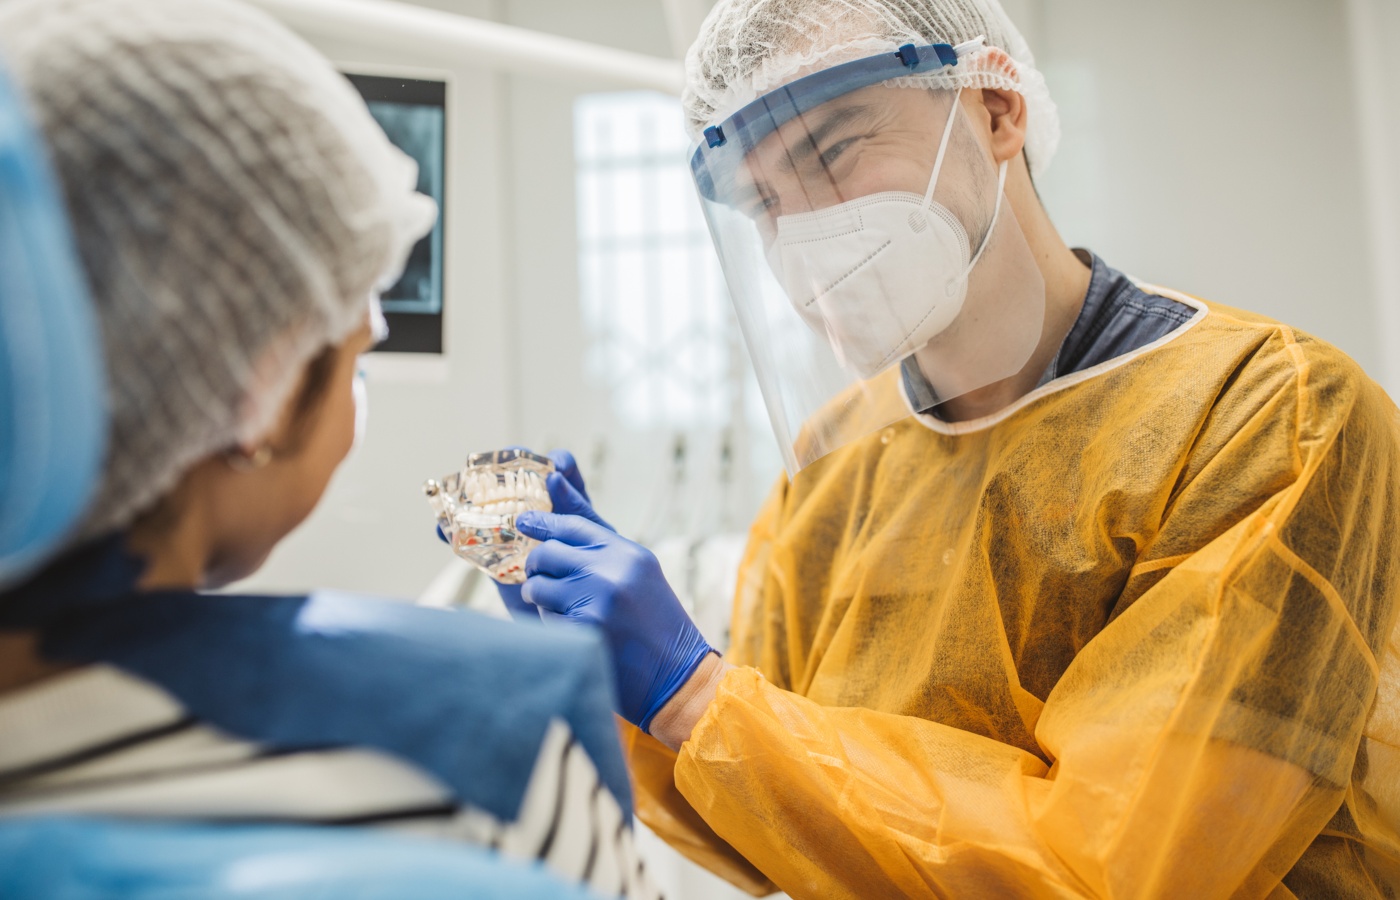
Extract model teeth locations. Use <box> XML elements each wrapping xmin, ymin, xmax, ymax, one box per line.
<box><xmin>459</xmin><ymin>468</ymin><xmax>549</xmax><ymax>517</ymax></box>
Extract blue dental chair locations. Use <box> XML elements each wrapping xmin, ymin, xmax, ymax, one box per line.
<box><xmin>0</xmin><ymin>63</ymin><xmax>606</xmax><ymax>900</ymax></box>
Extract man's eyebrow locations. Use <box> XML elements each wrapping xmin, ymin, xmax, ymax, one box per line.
<box><xmin>777</xmin><ymin>104</ymin><xmax>874</xmax><ymax>174</ymax></box>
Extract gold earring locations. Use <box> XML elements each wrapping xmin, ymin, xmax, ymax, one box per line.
<box><xmin>225</xmin><ymin>445</ymin><xmax>274</xmax><ymax>473</ymax></box>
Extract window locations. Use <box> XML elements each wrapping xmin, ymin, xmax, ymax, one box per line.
<box><xmin>574</xmin><ymin>91</ymin><xmax>740</xmax><ymax>430</ymax></box>
<box><xmin>572</xmin><ymin>91</ymin><xmax>779</xmax><ymax>545</ymax></box>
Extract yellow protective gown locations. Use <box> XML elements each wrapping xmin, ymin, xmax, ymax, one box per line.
<box><xmin>623</xmin><ymin>292</ymin><xmax>1400</xmax><ymax>899</ymax></box>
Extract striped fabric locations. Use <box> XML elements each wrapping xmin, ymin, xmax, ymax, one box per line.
<box><xmin>0</xmin><ymin>665</ymin><xmax>659</xmax><ymax>899</ymax></box>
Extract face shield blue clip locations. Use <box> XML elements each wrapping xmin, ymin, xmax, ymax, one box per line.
<box><xmin>897</xmin><ymin>43</ymin><xmax>958</xmax><ymax>68</ymax></box>
<box><xmin>690</xmin><ymin>40</ymin><xmax>971</xmax><ymax>202</ymax></box>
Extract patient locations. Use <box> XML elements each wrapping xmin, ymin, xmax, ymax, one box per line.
<box><xmin>0</xmin><ymin>1</ymin><xmax>655</xmax><ymax>896</ymax></box>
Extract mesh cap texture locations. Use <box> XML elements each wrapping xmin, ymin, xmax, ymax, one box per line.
<box><xmin>683</xmin><ymin>0</ymin><xmax>1060</xmax><ymax>177</ymax></box>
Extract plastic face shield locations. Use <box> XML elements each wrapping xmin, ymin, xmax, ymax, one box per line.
<box><xmin>691</xmin><ymin>43</ymin><xmax>1045</xmax><ymax>474</ymax></box>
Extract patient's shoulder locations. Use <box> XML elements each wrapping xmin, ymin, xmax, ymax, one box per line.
<box><xmin>40</xmin><ymin>590</ymin><xmax>631</xmax><ymax>815</ymax></box>
<box><xmin>52</xmin><ymin>588</ymin><xmax>606</xmax><ymax>688</ymax></box>
<box><xmin>59</xmin><ymin>589</ymin><xmax>613</xmax><ymax>728</ymax></box>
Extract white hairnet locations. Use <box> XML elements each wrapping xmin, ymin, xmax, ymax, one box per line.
<box><xmin>0</xmin><ymin>0</ymin><xmax>437</xmax><ymax>538</ymax></box>
<box><xmin>683</xmin><ymin>0</ymin><xmax>1061</xmax><ymax>178</ymax></box>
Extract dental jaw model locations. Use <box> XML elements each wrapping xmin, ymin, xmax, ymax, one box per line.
<box><xmin>424</xmin><ymin>449</ymin><xmax>555</xmax><ymax>584</ymax></box>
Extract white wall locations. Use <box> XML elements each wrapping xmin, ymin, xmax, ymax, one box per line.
<box><xmin>1027</xmin><ymin>0</ymin><xmax>1380</xmax><ymax>377</ymax></box>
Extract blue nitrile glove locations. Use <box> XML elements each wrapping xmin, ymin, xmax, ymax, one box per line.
<box><xmin>516</xmin><ymin>511</ymin><xmax>715</xmax><ymax>732</ymax></box>
<box><xmin>436</xmin><ymin>449</ymin><xmax>612</xmax><ymax>622</ymax></box>
<box><xmin>496</xmin><ymin>450</ymin><xmax>612</xmax><ymax>622</ymax></box>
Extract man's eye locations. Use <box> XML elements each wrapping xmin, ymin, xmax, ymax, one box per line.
<box><xmin>744</xmin><ymin>193</ymin><xmax>778</xmax><ymax>219</ymax></box>
<box><xmin>818</xmin><ymin>136</ymin><xmax>860</xmax><ymax>168</ymax></box>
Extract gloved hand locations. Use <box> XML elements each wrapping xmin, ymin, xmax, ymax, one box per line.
<box><xmin>516</xmin><ymin>510</ymin><xmax>715</xmax><ymax>732</ymax></box>
<box><xmin>500</xmin><ymin>449</ymin><xmax>613</xmax><ymax>621</ymax></box>
<box><xmin>435</xmin><ymin>449</ymin><xmax>611</xmax><ymax>622</ymax></box>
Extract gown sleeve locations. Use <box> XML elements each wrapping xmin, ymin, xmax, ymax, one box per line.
<box><xmin>628</xmin><ymin>336</ymin><xmax>1400</xmax><ymax>899</ymax></box>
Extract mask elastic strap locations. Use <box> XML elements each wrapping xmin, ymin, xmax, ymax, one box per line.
<box><xmin>958</xmin><ymin>158</ymin><xmax>1010</xmax><ymax>280</ymax></box>
<box><xmin>920</xmin><ymin>86</ymin><xmax>964</xmax><ymax>212</ymax></box>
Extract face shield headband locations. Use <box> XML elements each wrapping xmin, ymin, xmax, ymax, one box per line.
<box><xmin>690</xmin><ymin>38</ymin><xmax>986</xmax><ymax>202</ymax></box>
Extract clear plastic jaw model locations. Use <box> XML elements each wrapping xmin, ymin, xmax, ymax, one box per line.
<box><xmin>424</xmin><ymin>449</ymin><xmax>555</xmax><ymax>584</ymax></box>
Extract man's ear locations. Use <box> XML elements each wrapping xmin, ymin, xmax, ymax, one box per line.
<box><xmin>972</xmin><ymin>49</ymin><xmax>1028</xmax><ymax>164</ymax></box>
